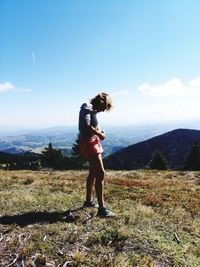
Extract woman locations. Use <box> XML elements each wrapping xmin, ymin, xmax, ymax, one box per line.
<box><xmin>79</xmin><ymin>92</ymin><xmax>116</xmax><ymax>217</ymax></box>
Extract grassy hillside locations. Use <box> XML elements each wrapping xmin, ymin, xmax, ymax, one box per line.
<box><xmin>0</xmin><ymin>170</ymin><xmax>200</xmax><ymax>266</ymax></box>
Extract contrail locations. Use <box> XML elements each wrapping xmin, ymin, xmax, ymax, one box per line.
<box><xmin>32</xmin><ymin>51</ymin><xmax>36</xmax><ymax>65</ymax></box>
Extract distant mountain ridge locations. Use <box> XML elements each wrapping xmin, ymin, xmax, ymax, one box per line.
<box><xmin>0</xmin><ymin>126</ymin><xmax>77</xmax><ymax>155</ymax></box>
<box><xmin>0</xmin><ymin>124</ymin><xmax>184</xmax><ymax>156</ymax></box>
<box><xmin>1</xmin><ymin>123</ymin><xmax>200</xmax><ymax>158</ymax></box>
<box><xmin>104</xmin><ymin>129</ymin><xmax>200</xmax><ymax>170</ymax></box>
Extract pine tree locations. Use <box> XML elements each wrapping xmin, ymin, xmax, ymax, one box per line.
<box><xmin>41</xmin><ymin>143</ymin><xmax>63</xmax><ymax>169</ymax></box>
<box><xmin>71</xmin><ymin>135</ymin><xmax>82</xmax><ymax>158</ymax></box>
<box><xmin>149</xmin><ymin>149</ymin><xmax>168</xmax><ymax>170</ymax></box>
<box><xmin>71</xmin><ymin>134</ymin><xmax>86</xmax><ymax>168</ymax></box>
<box><xmin>184</xmin><ymin>141</ymin><xmax>200</xmax><ymax>170</ymax></box>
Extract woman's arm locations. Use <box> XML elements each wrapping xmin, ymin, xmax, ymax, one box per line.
<box><xmin>87</xmin><ymin>125</ymin><xmax>105</xmax><ymax>140</ymax></box>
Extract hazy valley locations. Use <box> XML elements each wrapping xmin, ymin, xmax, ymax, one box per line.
<box><xmin>1</xmin><ymin>121</ymin><xmax>200</xmax><ymax>157</ymax></box>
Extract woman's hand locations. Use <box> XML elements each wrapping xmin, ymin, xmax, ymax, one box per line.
<box><xmin>99</xmin><ymin>131</ymin><xmax>106</xmax><ymax>140</ymax></box>
<box><xmin>87</xmin><ymin>125</ymin><xmax>106</xmax><ymax>140</ymax></box>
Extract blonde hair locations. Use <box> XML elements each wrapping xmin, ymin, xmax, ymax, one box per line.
<box><xmin>90</xmin><ymin>92</ymin><xmax>113</xmax><ymax>111</ymax></box>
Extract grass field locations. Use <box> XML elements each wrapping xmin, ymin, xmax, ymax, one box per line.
<box><xmin>0</xmin><ymin>169</ymin><xmax>200</xmax><ymax>266</ymax></box>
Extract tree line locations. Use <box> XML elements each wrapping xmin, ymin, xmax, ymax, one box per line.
<box><xmin>1</xmin><ymin>137</ymin><xmax>200</xmax><ymax>171</ymax></box>
<box><xmin>0</xmin><ymin>136</ymin><xmax>87</xmax><ymax>171</ymax></box>
<box><xmin>149</xmin><ymin>141</ymin><xmax>200</xmax><ymax>170</ymax></box>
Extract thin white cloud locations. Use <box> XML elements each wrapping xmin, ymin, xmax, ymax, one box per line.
<box><xmin>188</xmin><ymin>76</ymin><xmax>200</xmax><ymax>87</ymax></box>
<box><xmin>32</xmin><ymin>51</ymin><xmax>36</xmax><ymax>65</ymax></box>
<box><xmin>0</xmin><ymin>82</ymin><xmax>14</xmax><ymax>92</ymax></box>
<box><xmin>0</xmin><ymin>82</ymin><xmax>31</xmax><ymax>93</ymax></box>
<box><xmin>138</xmin><ymin>78</ymin><xmax>186</xmax><ymax>97</ymax></box>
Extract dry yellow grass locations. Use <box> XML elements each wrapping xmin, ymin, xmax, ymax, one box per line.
<box><xmin>0</xmin><ymin>169</ymin><xmax>200</xmax><ymax>266</ymax></box>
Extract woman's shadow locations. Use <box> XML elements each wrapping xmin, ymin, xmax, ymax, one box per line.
<box><xmin>0</xmin><ymin>208</ymin><xmax>83</xmax><ymax>227</ymax></box>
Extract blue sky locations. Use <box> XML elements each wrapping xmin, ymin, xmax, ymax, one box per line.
<box><xmin>1</xmin><ymin>0</ymin><xmax>200</xmax><ymax>128</ymax></box>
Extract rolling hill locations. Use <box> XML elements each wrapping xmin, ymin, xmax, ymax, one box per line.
<box><xmin>104</xmin><ymin>128</ymin><xmax>200</xmax><ymax>170</ymax></box>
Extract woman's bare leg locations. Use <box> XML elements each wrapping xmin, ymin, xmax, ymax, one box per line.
<box><xmin>86</xmin><ymin>167</ymin><xmax>96</xmax><ymax>202</ymax></box>
<box><xmin>89</xmin><ymin>154</ymin><xmax>105</xmax><ymax>208</ymax></box>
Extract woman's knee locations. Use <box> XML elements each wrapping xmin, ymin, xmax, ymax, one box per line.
<box><xmin>89</xmin><ymin>154</ymin><xmax>105</xmax><ymax>181</ymax></box>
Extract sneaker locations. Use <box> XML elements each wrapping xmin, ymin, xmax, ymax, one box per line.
<box><xmin>83</xmin><ymin>200</ymin><xmax>99</xmax><ymax>208</ymax></box>
<box><xmin>96</xmin><ymin>207</ymin><xmax>116</xmax><ymax>218</ymax></box>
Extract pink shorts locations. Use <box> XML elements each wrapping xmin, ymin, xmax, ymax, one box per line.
<box><xmin>80</xmin><ymin>136</ymin><xmax>103</xmax><ymax>160</ymax></box>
